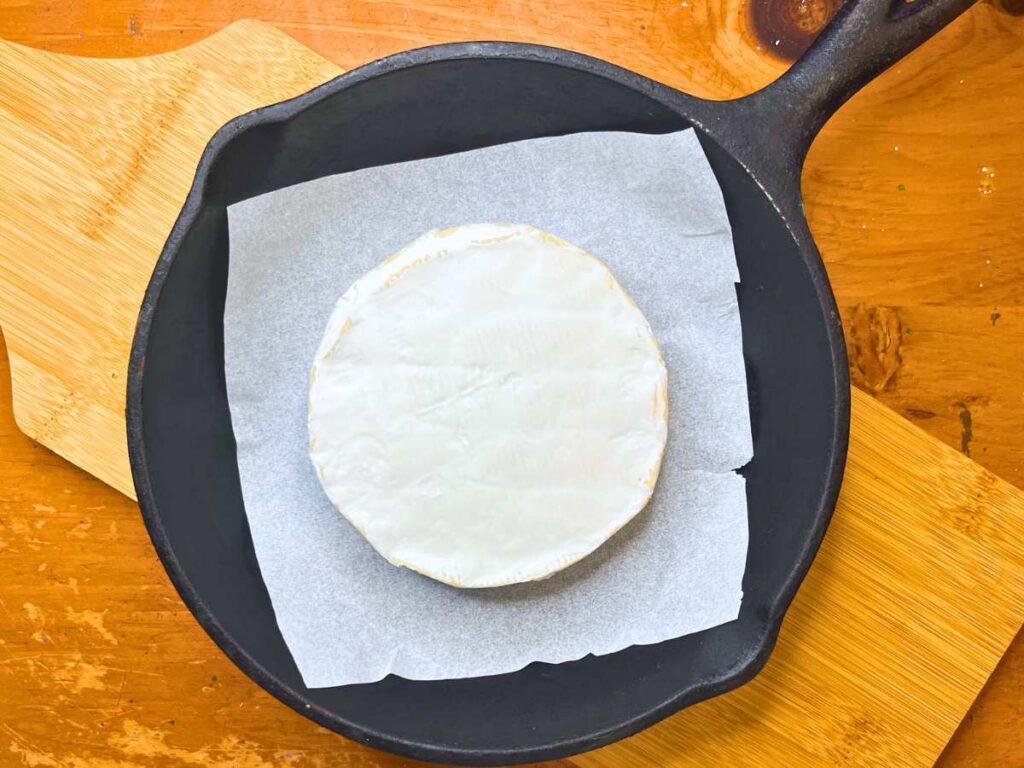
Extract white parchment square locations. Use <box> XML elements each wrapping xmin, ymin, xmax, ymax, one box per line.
<box><xmin>225</xmin><ymin>129</ymin><xmax>751</xmax><ymax>687</ymax></box>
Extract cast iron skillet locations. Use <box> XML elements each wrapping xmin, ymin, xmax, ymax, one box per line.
<box><xmin>127</xmin><ymin>0</ymin><xmax>975</xmax><ymax>763</ymax></box>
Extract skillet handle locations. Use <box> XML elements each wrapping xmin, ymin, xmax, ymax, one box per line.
<box><xmin>703</xmin><ymin>0</ymin><xmax>976</xmax><ymax>195</ymax></box>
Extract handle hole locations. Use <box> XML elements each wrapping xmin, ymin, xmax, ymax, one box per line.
<box><xmin>888</xmin><ymin>0</ymin><xmax>933</xmax><ymax>22</ymax></box>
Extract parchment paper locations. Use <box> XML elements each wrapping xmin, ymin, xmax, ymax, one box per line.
<box><xmin>225</xmin><ymin>129</ymin><xmax>752</xmax><ymax>688</ymax></box>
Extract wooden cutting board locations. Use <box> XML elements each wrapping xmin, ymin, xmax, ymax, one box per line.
<box><xmin>577</xmin><ymin>389</ymin><xmax>1024</xmax><ymax>768</ymax></box>
<box><xmin>0</xmin><ymin>20</ymin><xmax>1022</xmax><ymax>767</ymax></box>
<box><xmin>0</xmin><ymin>20</ymin><xmax>342</xmax><ymax>496</ymax></box>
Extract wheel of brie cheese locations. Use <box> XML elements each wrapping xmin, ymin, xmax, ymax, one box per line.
<box><xmin>308</xmin><ymin>223</ymin><xmax>668</xmax><ymax>588</ymax></box>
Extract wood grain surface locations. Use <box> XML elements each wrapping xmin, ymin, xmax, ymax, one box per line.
<box><xmin>1</xmin><ymin>1</ymin><xmax>1022</xmax><ymax>765</ymax></box>
<box><xmin>0</xmin><ymin>21</ymin><xmax>342</xmax><ymax>496</ymax></box>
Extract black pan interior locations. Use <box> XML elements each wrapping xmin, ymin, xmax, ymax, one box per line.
<box><xmin>134</xmin><ymin>56</ymin><xmax>842</xmax><ymax>764</ymax></box>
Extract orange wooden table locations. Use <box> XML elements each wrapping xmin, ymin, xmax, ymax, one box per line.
<box><xmin>1</xmin><ymin>1</ymin><xmax>1022</xmax><ymax>766</ymax></box>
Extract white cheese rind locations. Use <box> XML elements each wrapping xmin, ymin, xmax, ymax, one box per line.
<box><xmin>309</xmin><ymin>223</ymin><xmax>668</xmax><ymax>588</ymax></box>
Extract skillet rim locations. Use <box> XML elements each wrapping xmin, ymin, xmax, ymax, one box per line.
<box><xmin>126</xmin><ymin>41</ymin><xmax>850</xmax><ymax>765</ymax></box>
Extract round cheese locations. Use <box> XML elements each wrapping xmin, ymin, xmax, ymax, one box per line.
<box><xmin>308</xmin><ymin>223</ymin><xmax>668</xmax><ymax>588</ymax></box>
